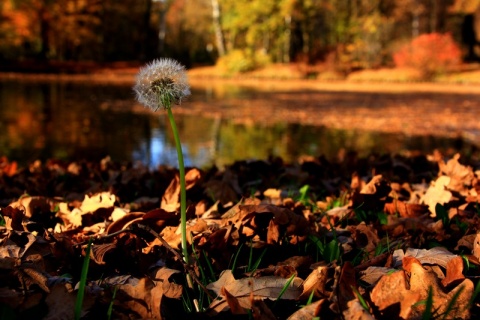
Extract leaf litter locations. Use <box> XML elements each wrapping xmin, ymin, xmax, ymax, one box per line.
<box><xmin>0</xmin><ymin>150</ymin><xmax>480</xmax><ymax>319</ymax></box>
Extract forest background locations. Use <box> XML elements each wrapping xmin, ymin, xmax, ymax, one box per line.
<box><xmin>1</xmin><ymin>0</ymin><xmax>480</xmax><ymax>78</ymax></box>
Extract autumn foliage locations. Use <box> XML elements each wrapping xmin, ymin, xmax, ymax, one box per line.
<box><xmin>1</xmin><ymin>150</ymin><xmax>480</xmax><ymax>319</ymax></box>
<box><xmin>393</xmin><ymin>33</ymin><xmax>462</xmax><ymax>79</ymax></box>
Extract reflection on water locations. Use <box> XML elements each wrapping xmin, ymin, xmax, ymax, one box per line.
<box><xmin>0</xmin><ymin>79</ymin><xmax>476</xmax><ymax>168</ymax></box>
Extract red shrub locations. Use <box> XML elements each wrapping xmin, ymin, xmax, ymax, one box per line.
<box><xmin>393</xmin><ymin>33</ymin><xmax>461</xmax><ymax>79</ymax></box>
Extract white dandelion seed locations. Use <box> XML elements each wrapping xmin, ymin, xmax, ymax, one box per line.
<box><xmin>133</xmin><ymin>58</ymin><xmax>191</xmax><ymax>111</ymax></box>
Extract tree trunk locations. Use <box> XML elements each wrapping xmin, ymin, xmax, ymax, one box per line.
<box><xmin>142</xmin><ymin>0</ymin><xmax>153</xmax><ymax>60</ymax></box>
<box><xmin>39</xmin><ymin>7</ymin><xmax>50</xmax><ymax>60</ymax></box>
<box><xmin>158</xmin><ymin>3</ymin><xmax>168</xmax><ymax>56</ymax></box>
<box><xmin>284</xmin><ymin>15</ymin><xmax>291</xmax><ymax>63</ymax></box>
<box><xmin>211</xmin><ymin>0</ymin><xmax>226</xmax><ymax>56</ymax></box>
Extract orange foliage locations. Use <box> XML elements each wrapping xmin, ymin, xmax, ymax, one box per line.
<box><xmin>0</xmin><ymin>1</ymin><xmax>33</xmax><ymax>43</ymax></box>
<box><xmin>393</xmin><ymin>33</ymin><xmax>462</xmax><ymax>78</ymax></box>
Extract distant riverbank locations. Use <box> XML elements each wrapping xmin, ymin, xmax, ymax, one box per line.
<box><xmin>2</xmin><ymin>66</ymin><xmax>480</xmax><ymax>144</ymax></box>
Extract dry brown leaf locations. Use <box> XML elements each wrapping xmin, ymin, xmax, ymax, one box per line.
<box><xmin>329</xmin><ymin>263</ymin><xmax>357</xmax><ymax>314</ymax></box>
<box><xmin>9</xmin><ymin>196</ymin><xmax>52</xmax><ymax>219</ymax></box>
<box><xmin>106</xmin><ymin>212</ymin><xmax>145</xmax><ymax>234</ymax></box>
<box><xmin>370</xmin><ymin>270</ymin><xmax>420</xmax><ymax>319</ymax></box>
<box><xmin>441</xmin><ymin>256</ymin><xmax>465</xmax><ymax>287</ymax></box>
<box><xmin>251</xmin><ymin>299</ymin><xmax>277</xmax><ymax>319</ymax></box>
<box><xmin>222</xmin><ymin>286</ymin><xmax>247</xmax><ymax>314</ymax></box>
<box><xmin>392</xmin><ymin>247</ymin><xmax>456</xmax><ymax>268</ymax></box>
<box><xmin>421</xmin><ymin>176</ymin><xmax>453</xmax><ymax>215</ymax></box>
<box><xmin>384</xmin><ymin>200</ymin><xmax>428</xmax><ymax>217</ymax></box>
<box><xmin>153</xmin><ymin>267</ymin><xmax>183</xmax><ymax>299</ymax></box>
<box><xmin>206</xmin><ymin>270</ymin><xmax>302</xmax><ymax>313</ymax></box>
<box><xmin>349</xmin><ymin>223</ymin><xmax>379</xmax><ymax>259</ymax></box>
<box><xmin>263</xmin><ymin>188</ymin><xmax>282</xmax><ymax>199</ymax></box>
<box><xmin>141</xmin><ymin>207</ymin><xmax>181</xmax><ymax>232</ymax></box>
<box><xmin>438</xmin><ymin>153</ymin><xmax>475</xmax><ymax>194</ymax></box>
<box><xmin>343</xmin><ymin>299</ymin><xmax>374</xmax><ymax>320</ymax></box>
<box><xmin>0</xmin><ymin>231</ymin><xmax>37</xmax><ymax>267</ymax></box>
<box><xmin>473</xmin><ymin>233</ymin><xmax>480</xmax><ymax>261</ymax></box>
<box><xmin>2</xmin><ymin>206</ymin><xmax>27</xmax><ymax>231</ymax></box>
<box><xmin>360</xmin><ymin>175</ymin><xmax>383</xmax><ymax>194</ymax></box>
<box><xmin>90</xmin><ymin>243</ymin><xmax>116</xmax><ymax>265</ymax></box>
<box><xmin>298</xmin><ymin>266</ymin><xmax>330</xmax><ymax>300</ymax></box>
<box><xmin>115</xmin><ymin>277</ymin><xmax>161</xmax><ymax>319</ymax></box>
<box><xmin>0</xmin><ymin>156</ymin><xmax>17</xmax><ymax>176</ymax></box>
<box><xmin>227</xmin><ymin>204</ymin><xmax>309</xmax><ymax>239</ymax></box>
<box><xmin>44</xmin><ymin>283</ymin><xmax>95</xmax><ymax>320</ymax></box>
<box><xmin>286</xmin><ymin>299</ymin><xmax>324</xmax><ymax>320</ymax></box>
<box><xmin>326</xmin><ymin>205</ymin><xmax>351</xmax><ymax>219</ymax></box>
<box><xmin>161</xmin><ymin>168</ymin><xmax>202</xmax><ymax>211</ymax></box>
<box><xmin>359</xmin><ymin>267</ymin><xmax>395</xmax><ymax>286</ymax></box>
<box><xmin>79</xmin><ymin>192</ymin><xmax>116</xmax><ymax>213</ymax></box>
<box><xmin>16</xmin><ymin>266</ymin><xmax>49</xmax><ymax>293</ymax></box>
<box><xmin>405</xmin><ymin>256</ymin><xmax>473</xmax><ymax>319</ymax></box>
<box><xmin>267</xmin><ymin>219</ymin><xmax>280</xmax><ymax>244</ymax></box>
<box><xmin>54</xmin><ymin>192</ymin><xmax>116</xmax><ymax>230</ymax></box>
<box><xmin>204</xmin><ymin>168</ymin><xmax>241</xmax><ymax>205</ymax></box>
<box><xmin>455</xmin><ymin>233</ymin><xmax>476</xmax><ymax>252</ymax></box>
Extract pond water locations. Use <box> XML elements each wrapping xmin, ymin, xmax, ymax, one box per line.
<box><xmin>0</xmin><ymin>78</ymin><xmax>477</xmax><ymax>169</ymax></box>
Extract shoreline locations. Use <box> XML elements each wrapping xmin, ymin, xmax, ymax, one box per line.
<box><xmin>1</xmin><ymin>66</ymin><xmax>480</xmax><ymax>94</ymax></box>
<box><xmin>2</xmin><ymin>69</ymin><xmax>480</xmax><ymax>147</ymax></box>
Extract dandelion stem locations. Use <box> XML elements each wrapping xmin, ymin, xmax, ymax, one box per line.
<box><xmin>166</xmin><ymin>107</ymin><xmax>189</xmax><ymax>265</ymax></box>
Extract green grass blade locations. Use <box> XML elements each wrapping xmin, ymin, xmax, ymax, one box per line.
<box><xmin>106</xmin><ymin>286</ymin><xmax>117</xmax><ymax>320</ymax></box>
<box><xmin>249</xmin><ymin>247</ymin><xmax>268</xmax><ymax>273</ymax></box>
<box><xmin>273</xmin><ymin>274</ymin><xmax>296</xmax><ymax>308</ymax></box>
<box><xmin>230</xmin><ymin>242</ymin><xmax>244</xmax><ymax>272</ymax></box>
<box><xmin>352</xmin><ymin>286</ymin><xmax>369</xmax><ymax>312</ymax></box>
<box><xmin>469</xmin><ymin>280</ymin><xmax>480</xmax><ymax>308</ymax></box>
<box><xmin>421</xmin><ymin>286</ymin><xmax>434</xmax><ymax>320</ymax></box>
<box><xmin>306</xmin><ymin>290</ymin><xmax>315</xmax><ymax>306</ymax></box>
<box><xmin>203</xmin><ymin>251</ymin><xmax>216</xmax><ymax>282</ymax></box>
<box><xmin>75</xmin><ymin>237</ymin><xmax>93</xmax><ymax>320</ymax></box>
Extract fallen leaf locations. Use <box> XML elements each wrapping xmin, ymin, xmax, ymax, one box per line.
<box><xmin>438</xmin><ymin>153</ymin><xmax>474</xmax><ymax>194</ymax></box>
<box><xmin>286</xmin><ymin>299</ymin><xmax>324</xmax><ymax>320</ymax></box>
<box><xmin>44</xmin><ymin>283</ymin><xmax>95</xmax><ymax>320</ymax></box>
<box><xmin>405</xmin><ymin>256</ymin><xmax>473</xmax><ymax>319</ymax></box>
<box><xmin>441</xmin><ymin>256</ymin><xmax>465</xmax><ymax>287</ymax></box>
<box><xmin>343</xmin><ymin>299</ymin><xmax>374</xmax><ymax>320</ymax></box>
<box><xmin>298</xmin><ymin>266</ymin><xmax>331</xmax><ymax>300</ymax></box>
<box><xmin>392</xmin><ymin>247</ymin><xmax>456</xmax><ymax>268</ymax></box>
<box><xmin>421</xmin><ymin>176</ymin><xmax>453</xmax><ymax>215</ymax></box>
<box><xmin>473</xmin><ymin>233</ymin><xmax>480</xmax><ymax>261</ymax></box>
<box><xmin>115</xmin><ymin>274</ymin><xmax>176</xmax><ymax>320</ymax></box>
<box><xmin>267</xmin><ymin>219</ymin><xmax>280</xmax><ymax>244</ymax></box>
<box><xmin>349</xmin><ymin>222</ymin><xmax>380</xmax><ymax>259</ymax></box>
<box><xmin>370</xmin><ymin>270</ymin><xmax>420</xmax><ymax>319</ymax></box>
<box><xmin>161</xmin><ymin>168</ymin><xmax>202</xmax><ymax>211</ymax></box>
<box><xmin>222</xmin><ymin>286</ymin><xmax>246</xmax><ymax>314</ymax></box>
<box><xmin>206</xmin><ymin>270</ymin><xmax>302</xmax><ymax>313</ymax></box>
<box><xmin>79</xmin><ymin>192</ymin><xmax>116</xmax><ymax>213</ymax></box>
<box><xmin>384</xmin><ymin>200</ymin><xmax>428</xmax><ymax>217</ymax></box>
<box><xmin>251</xmin><ymin>298</ymin><xmax>277</xmax><ymax>319</ymax></box>
<box><xmin>360</xmin><ymin>175</ymin><xmax>383</xmax><ymax>194</ymax></box>
<box><xmin>359</xmin><ymin>267</ymin><xmax>395</xmax><ymax>286</ymax></box>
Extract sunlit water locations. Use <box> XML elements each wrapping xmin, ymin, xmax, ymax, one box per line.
<box><xmin>0</xmin><ymin>79</ymin><xmax>477</xmax><ymax>169</ymax></box>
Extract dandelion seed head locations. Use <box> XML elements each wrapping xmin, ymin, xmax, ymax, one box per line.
<box><xmin>133</xmin><ymin>58</ymin><xmax>190</xmax><ymax>111</ymax></box>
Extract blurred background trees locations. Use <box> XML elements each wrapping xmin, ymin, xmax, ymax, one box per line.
<box><xmin>0</xmin><ymin>0</ymin><xmax>479</xmax><ymax>71</ymax></box>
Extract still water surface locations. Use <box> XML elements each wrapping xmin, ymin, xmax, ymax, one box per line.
<box><xmin>0</xmin><ymin>79</ymin><xmax>476</xmax><ymax>168</ymax></box>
